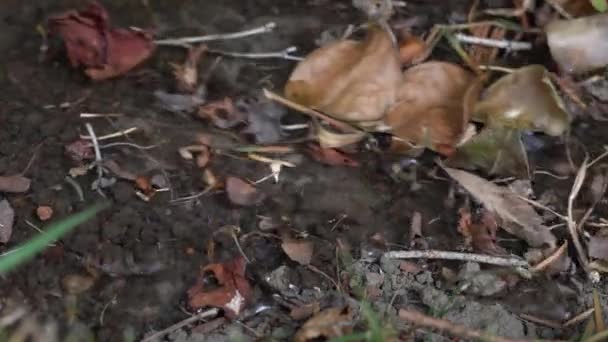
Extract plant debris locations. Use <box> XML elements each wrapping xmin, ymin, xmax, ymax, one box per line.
<box><xmin>225</xmin><ymin>176</ymin><xmax>266</xmax><ymax>206</ymax></box>
<box><xmin>294</xmin><ymin>307</ymin><xmax>354</xmax><ymax>342</ymax></box>
<box><xmin>187</xmin><ymin>256</ymin><xmax>253</xmax><ymax>318</ymax></box>
<box><xmin>48</xmin><ymin>1</ymin><xmax>154</xmax><ymax>80</ymax></box>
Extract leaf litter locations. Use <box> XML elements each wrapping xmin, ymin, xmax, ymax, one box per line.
<box><xmin>7</xmin><ymin>0</ymin><xmax>608</xmax><ymax>340</ymax></box>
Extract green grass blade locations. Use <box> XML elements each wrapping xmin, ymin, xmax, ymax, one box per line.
<box><xmin>0</xmin><ymin>202</ymin><xmax>110</xmax><ymax>274</ymax></box>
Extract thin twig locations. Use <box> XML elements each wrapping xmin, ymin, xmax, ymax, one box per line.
<box><xmin>563</xmin><ymin>308</ymin><xmax>594</xmax><ymax>327</ymax></box>
<box><xmin>398</xmin><ymin>309</ymin><xmax>564</xmax><ymax>342</ymax></box>
<box><xmin>154</xmin><ymin>22</ymin><xmax>276</xmax><ymax>47</ymax></box>
<box><xmin>80</xmin><ymin>113</ymin><xmax>124</xmax><ymax>118</ymax></box>
<box><xmin>85</xmin><ymin>123</ymin><xmax>104</xmax><ymax>192</ymax></box>
<box><xmin>567</xmin><ymin>158</ymin><xmax>589</xmax><ymax>271</ymax></box>
<box><xmin>64</xmin><ymin>176</ymin><xmax>84</xmax><ymax>202</ymax></box>
<box><xmin>454</xmin><ymin>33</ymin><xmax>531</xmax><ymax>50</ymax></box>
<box><xmin>384</xmin><ymin>250</ymin><xmax>530</xmax><ymax>276</ymax></box>
<box><xmin>81</xmin><ymin>127</ymin><xmax>138</xmax><ymax>141</ymax></box>
<box><xmin>99</xmin><ymin>142</ymin><xmax>158</xmax><ymax>150</ymax></box>
<box><xmin>263</xmin><ymin>89</ymin><xmax>362</xmax><ymax>134</ymax></box>
<box><xmin>208</xmin><ymin>46</ymin><xmax>303</xmax><ymax>61</ymax></box>
<box><xmin>140</xmin><ymin>308</ymin><xmax>219</xmax><ymax>342</ymax></box>
<box><xmin>530</xmin><ymin>241</ymin><xmax>567</xmax><ymax>273</ymax></box>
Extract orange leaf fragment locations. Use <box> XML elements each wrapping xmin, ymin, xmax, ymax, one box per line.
<box><xmin>187</xmin><ymin>256</ymin><xmax>253</xmax><ymax>318</ymax></box>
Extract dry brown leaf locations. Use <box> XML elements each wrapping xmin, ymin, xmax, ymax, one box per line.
<box><xmin>225</xmin><ymin>176</ymin><xmax>266</xmax><ymax>206</ymax></box>
<box><xmin>385</xmin><ymin>62</ymin><xmax>474</xmax><ymax>155</ymax></box>
<box><xmin>444</xmin><ymin>167</ymin><xmax>556</xmax><ymax>248</ymax></box>
<box><xmin>290</xmin><ymin>302</ymin><xmax>321</xmax><ymax>321</ymax></box>
<box><xmin>0</xmin><ymin>200</ymin><xmax>15</xmax><ymax>243</ymax></box>
<box><xmin>0</xmin><ymin>174</ymin><xmax>31</xmax><ymax>193</ymax></box>
<box><xmin>294</xmin><ymin>307</ymin><xmax>353</xmax><ymax>342</ymax></box>
<box><xmin>473</xmin><ymin>65</ymin><xmax>570</xmax><ymax>136</ymax></box>
<box><xmin>399</xmin><ymin>35</ymin><xmax>426</xmax><ymax>65</ymax></box>
<box><xmin>197</xmin><ymin>97</ymin><xmax>243</xmax><ymax>129</ymax></box>
<box><xmin>187</xmin><ymin>256</ymin><xmax>252</xmax><ymax>318</ymax></box>
<box><xmin>281</xmin><ymin>239</ymin><xmax>314</xmax><ymax>265</ymax></box>
<box><xmin>285</xmin><ymin>27</ymin><xmax>402</xmax><ymax>122</ymax></box>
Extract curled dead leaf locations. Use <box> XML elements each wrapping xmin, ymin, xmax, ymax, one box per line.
<box><xmin>398</xmin><ymin>35</ymin><xmax>426</xmax><ymax>65</ymax></box>
<box><xmin>294</xmin><ymin>307</ymin><xmax>353</xmax><ymax>342</ymax></box>
<box><xmin>457</xmin><ymin>208</ymin><xmax>507</xmax><ymax>256</ymax></box>
<box><xmin>197</xmin><ymin>97</ymin><xmax>243</xmax><ymax>129</ymax></box>
<box><xmin>187</xmin><ymin>256</ymin><xmax>252</xmax><ymax>318</ymax></box>
<box><xmin>385</xmin><ymin>62</ymin><xmax>474</xmax><ymax>155</ymax></box>
<box><xmin>285</xmin><ymin>27</ymin><xmax>402</xmax><ymax>122</ymax></box>
<box><xmin>0</xmin><ymin>174</ymin><xmax>31</xmax><ymax>193</ymax></box>
<box><xmin>444</xmin><ymin>166</ymin><xmax>556</xmax><ymax>248</ymax></box>
<box><xmin>48</xmin><ymin>1</ymin><xmax>154</xmax><ymax>80</ymax></box>
<box><xmin>225</xmin><ymin>176</ymin><xmax>266</xmax><ymax>206</ymax></box>
<box><xmin>473</xmin><ymin>65</ymin><xmax>570</xmax><ymax>136</ymax></box>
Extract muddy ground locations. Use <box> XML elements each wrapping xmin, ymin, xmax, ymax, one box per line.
<box><xmin>1</xmin><ymin>0</ymin><xmax>608</xmax><ymax>341</ymax></box>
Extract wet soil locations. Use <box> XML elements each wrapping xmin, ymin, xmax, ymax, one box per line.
<box><xmin>1</xmin><ymin>0</ymin><xmax>608</xmax><ymax>341</ymax></box>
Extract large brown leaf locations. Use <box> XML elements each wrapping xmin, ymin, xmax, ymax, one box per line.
<box><xmin>384</xmin><ymin>62</ymin><xmax>474</xmax><ymax>155</ymax></box>
<box><xmin>285</xmin><ymin>27</ymin><xmax>402</xmax><ymax>122</ymax></box>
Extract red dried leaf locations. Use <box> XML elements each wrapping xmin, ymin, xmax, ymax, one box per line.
<box><xmin>0</xmin><ymin>175</ymin><xmax>31</xmax><ymax>193</ymax></box>
<box><xmin>225</xmin><ymin>176</ymin><xmax>266</xmax><ymax>206</ymax></box>
<box><xmin>458</xmin><ymin>208</ymin><xmax>507</xmax><ymax>256</ymax></box>
<box><xmin>48</xmin><ymin>1</ymin><xmax>154</xmax><ymax>80</ymax></box>
<box><xmin>197</xmin><ymin>97</ymin><xmax>244</xmax><ymax>129</ymax></box>
<box><xmin>187</xmin><ymin>256</ymin><xmax>253</xmax><ymax>318</ymax></box>
<box><xmin>306</xmin><ymin>144</ymin><xmax>359</xmax><ymax>167</ymax></box>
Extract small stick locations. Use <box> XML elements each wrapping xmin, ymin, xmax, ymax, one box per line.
<box><xmin>563</xmin><ymin>308</ymin><xmax>594</xmax><ymax>327</ymax></box>
<box><xmin>99</xmin><ymin>142</ymin><xmax>157</xmax><ymax>150</ymax></box>
<box><xmin>154</xmin><ymin>22</ymin><xmax>276</xmax><ymax>47</ymax></box>
<box><xmin>263</xmin><ymin>89</ymin><xmax>362</xmax><ymax>134</ymax></box>
<box><xmin>454</xmin><ymin>33</ymin><xmax>532</xmax><ymax>50</ymax></box>
<box><xmin>140</xmin><ymin>308</ymin><xmax>219</xmax><ymax>342</ymax></box>
<box><xmin>65</xmin><ymin>176</ymin><xmax>84</xmax><ymax>202</ymax></box>
<box><xmin>384</xmin><ymin>250</ymin><xmax>529</xmax><ymax>268</ymax></box>
<box><xmin>81</xmin><ymin>127</ymin><xmax>138</xmax><ymax>141</ymax></box>
<box><xmin>85</xmin><ymin>123</ymin><xmax>104</xmax><ymax>189</ymax></box>
<box><xmin>567</xmin><ymin>158</ymin><xmax>589</xmax><ymax>271</ymax></box>
<box><xmin>208</xmin><ymin>46</ymin><xmax>303</xmax><ymax>61</ymax></box>
<box><xmin>80</xmin><ymin>113</ymin><xmax>124</xmax><ymax>118</ymax></box>
<box><xmin>530</xmin><ymin>241</ymin><xmax>567</xmax><ymax>273</ymax></box>
<box><xmin>518</xmin><ymin>313</ymin><xmax>562</xmax><ymax>329</ymax></box>
<box><xmin>398</xmin><ymin>309</ymin><xmax>563</xmax><ymax>342</ymax></box>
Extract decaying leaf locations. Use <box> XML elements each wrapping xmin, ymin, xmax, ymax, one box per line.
<box><xmin>0</xmin><ymin>200</ymin><xmax>15</xmax><ymax>243</ymax></box>
<box><xmin>546</xmin><ymin>13</ymin><xmax>608</xmax><ymax>74</ymax></box>
<box><xmin>197</xmin><ymin>97</ymin><xmax>244</xmax><ymax>129</ymax></box>
<box><xmin>48</xmin><ymin>1</ymin><xmax>154</xmax><ymax>80</ymax></box>
<box><xmin>385</xmin><ymin>62</ymin><xmax>474</xmax><ymax>155</ymax></box>
<box><xmin>473</xmin><ymin>65</ymin><xmax>570</xmax><ymax>136</ymax></box>
<box><xmin>285</xmin><ymin>26</ymin><xmax>402</xmax><ymax>122</ymax></box>
<box><xmin>237</xmin><ymin>95</ymin><xmax>287</xmax><ymax>144</ymax></box>
<box><xmin>187</xmin><ymin>256</ymin><xmax>253</xmax><ymax>318</ymax></box>
<box><xmin>458</xmin><ymin>208</ymin><xmax>507</xmax><ymax>256</ymax></box>
<box><xmin>306</xmin><ymin>144</ymin><xmax>360</xmax><ymax>167</ymax></box>
<box><xmin>447</xmin><ymin>127</ymin><xmax>529</xmax><ymax>177</ymax></box>
<box><xmin>0</xmin><ymin>174</ymin><xmax>31</xmax><ymax>193</ymax></box>
<box><xmin>225</xmin><ymin>176</ymin><xmax>266</xmax><ymax>206</ymax></box>
<box><xmin>444</xmin><ymin>167</ymin><xmax>556</xmax><ymax>248</ymax></box>
<box><xmin>65</xmin><ymin>139</ymin><xmax>94</xmax><ymax>162</ymax></box>
<box><xmin>281</xmin><ymin>239</ymin><xmax>314</xmax><ymax>265</ymax></box>
<box><xmin>398</xmin><ymin>35</ymin><xmax>426</xmax><ymax>65</ymax></box>
<box><xmin>294</xmin><ymin>307</ymin><xmax>353</xmax><ymax>342</ymax></box>
<box><xmin>171</xmin><ymin>44</ymin><xmax>207</xmax><ymax>93</ymax></box>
